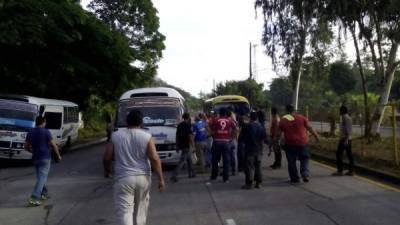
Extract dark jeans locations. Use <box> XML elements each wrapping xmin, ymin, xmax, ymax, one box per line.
<box><xmin>237</xmin><ymin>142</ymin><xmax>245</xmax><ymax>171</ymax></box>
<box><xmin>284</xmin><ymin>145</ymin><xmax>310</xmax><ymax>182</ymax></box>
<box><xmin>336</xmin><ymin>139</ymin><xmax>354</xmax><ymax>173</ymax></box>
<box><xmin>211</xmin><ymin>141</ymin><xmax>230</xmax><ymax>181</ymax></box>
<box><xmin>229</xmin><ymin>140</ymin><xmax>237</xmax><ymax>174</ymax></box>
<box><xmin>172</xmin><ymin>149</ymin><xmax>195</xmax><ymax>178</ymax></box>
<box><xmin>271</xmin><ymin>141</ymin><xmax>282</xmax><ymax>167</ymax></box>
<box><xmin>244</xmin><ymin>153</ymin><xmax>262</xmax><ymax>185</ymax></box>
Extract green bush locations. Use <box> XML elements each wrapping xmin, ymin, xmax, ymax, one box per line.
<box><xmin>78</xmin><ymin>95</ymin><xmax>116</xmax><ymax>140</ymax></box>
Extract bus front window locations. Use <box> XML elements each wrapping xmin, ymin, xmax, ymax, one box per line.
<box><xmin>213</xmin><ymin>102</ymin><xmax>250</xmax><ymax>116</ymax></box>
<box><xmin>0</xmin><ymin>100</ymin><xmax>37</xmax><ymax>131</ymax></box>
<box><xmin>117</xmin><ymin>104</ymin><xmax>181</xmax><ymax>127</ymax></box>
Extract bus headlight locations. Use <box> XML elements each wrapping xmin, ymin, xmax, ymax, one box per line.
<box><xmin>12</xmin><ymin>143</ymin><xmax>24</xmax><ymax>149</ymax></box>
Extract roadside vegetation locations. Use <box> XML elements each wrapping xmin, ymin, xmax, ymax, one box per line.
<box><xmin>309</xmin><ymin>137</ymin><xmax>400</xmax><ymax>177</ymax></box>
<box><xmin>0</xmin><ymin>0</ymin><xmax>167</xmax><ymax>140</ymax></box>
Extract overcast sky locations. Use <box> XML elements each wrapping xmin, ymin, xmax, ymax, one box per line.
<box><xmin>151</xmin><ymin>0</ymin><xmax>277</xmax><ymax>97</ymax></box>
<box><xmin>81</xmin><ymin>0</ymin><xmax>278</xmax><ymax>97</ymax></box>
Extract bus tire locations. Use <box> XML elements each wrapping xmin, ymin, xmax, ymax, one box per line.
<box><xmin>62</xmin><ymin>137</ymin><xmax>71</xmax><ymax>153</ymax></box>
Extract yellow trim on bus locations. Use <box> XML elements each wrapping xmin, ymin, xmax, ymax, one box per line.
<box><xmin>205</xmin><ymin>95</ymin><xmax>250</xmax><ymax>105</ymax></box>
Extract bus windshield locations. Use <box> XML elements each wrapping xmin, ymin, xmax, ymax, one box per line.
<box><xmin>117</xmin><ymin>100</ymin><xmax>181</xmax><ymax>127</ymax></box>
<box><xmin>0</xmin><ymin>99</ymin><xmax>37</xmax><ymax>131</ymax></box>
<box><xmin>213</xmin><ymin>102</ymin><xmax>250</xmax><ymax>116</ymax></box>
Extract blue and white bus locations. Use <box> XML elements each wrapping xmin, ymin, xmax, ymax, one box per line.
<box><xmin>0</xmin><ymin>95</ymin><xmax>80</xmax><ymax>159</ymax></box>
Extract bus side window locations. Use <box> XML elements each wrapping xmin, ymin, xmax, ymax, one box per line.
<box><xmin>63</xmin><ymin>107</ymin><xmax>68</xmax><ymax>123</ymax></box>
<box><xmin>63</xmin><ymin>107</ymin><xmax>79</xmax><ymax>123</ymax></box>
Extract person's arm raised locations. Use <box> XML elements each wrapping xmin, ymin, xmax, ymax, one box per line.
<box><xmin>147</xmin><ymin>138</ymin><xmax>165</xmax><ymax>192</ymax></box>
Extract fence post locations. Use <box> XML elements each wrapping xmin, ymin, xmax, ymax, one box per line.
<box><xmin>392</xmin><ymin>102</ymin><xmax>399</xmax><ymax>166</ymax></box>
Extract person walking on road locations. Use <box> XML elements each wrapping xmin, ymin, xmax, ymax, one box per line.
<box><xmin>269</xmin><ymin>107</ymin><xmax>282</xmax><ymax>169</ymax></box>
<box><xmin>332</xmin><ymin>106</ymin><xmax>355</xmax><ymax>176</ymax></box>
<box><xmin>170</xmin><ymin>112</ymin><xmax>196</xmax><ymax>182</ymax></box>
<box><xmin>192</xmin><ymin>112</ymin><xmax>208</xmax><ymax>173</ymax></box>
<box><xmin>207</xmin><ymin>108</ymin><xmax>238</xmax><ymax>183</ymax></box>
<box><xmin>237</xmin><ymin>115</ymin><xmax>247</xmax><ymax>172</ymax></box>
<box><xmin>278</xmin><ymin>105</ymin><xmax>319</xmax><ymax>184</ymax></box>
<box><xmin>257</xmin><ymin>109</ymin><xmax>267</xmax><ymax>129</ymax></box>
<box><xmin>241</xmin><ymin>111</ymin><xmax>267</xmax><ymax>189</ymax></box>
<box><xmin>103</xmin><ymin>110</ymin><xmax>165</xmax><ymax>225</ymax></box>
<box><xmin>25</xmin><ymin>116</ymin><xmax>62</xmax><ymax>206</ymax></box>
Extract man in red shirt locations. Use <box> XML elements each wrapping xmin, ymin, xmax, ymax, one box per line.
<box><xmin>207</xmin><ymin>107</ymin><xmax>238</xmax><ymax>182</ymax></box>
<box><xmin>278</xmin><ymin>105</ymin><xmax>319</xmax><ymax>184</ymax></box>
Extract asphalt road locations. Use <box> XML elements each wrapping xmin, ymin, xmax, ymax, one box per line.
<box><xmin>1</xmin><ymin>144</ymin><xmax>400</xmax><ymax>225</ymax></box>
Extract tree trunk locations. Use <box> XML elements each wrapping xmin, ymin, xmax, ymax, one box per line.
<box><xmin>371</xmin><ymin>43</ymin><xmax>399</xmax><ymax>135</ymax></box>
<box><xmin>350</xmin><ymin>24</ymin><xmax>371</xmax><ymax>138</ymax></box>
<box><xmin>370</xmin><ymin>70</ymin><xmax>395</xmax><ymax>135</ymax></box>
<box><xmin>291</xmin><ymin>26</ymin><xmax>306</xmax><ymax>111</ymax></box>
<box><xmin>292</xmin><ymin>66</ymin><xmax>302</xmax><ymax>111</ymax></box>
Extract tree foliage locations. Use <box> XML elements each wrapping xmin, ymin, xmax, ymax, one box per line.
<box><xmin>328</xmin><ymin>61</ymin><xmax>357</xmax><ymax>96</ymax></box>
<box><xmin>324</xmin><ymin>0</ymin><xmax>400</xmax><ymax>137</ymax></box>
<box><xmin>0</xmin><ymin>0</ymin><xmax>164</xmax><ymax>110</ymax></box>
<box><xmin>255</xmin><ymin>0</ymin><xmax>332</xmax><ymax>109</ymax></box>
<box><xmin>88</xmin><ymin>0</ymin><xmax>165</xmax><ymax>78</ymax></box>
<box><xmin>269</xmin><ymin>77</ymin><xmax>292</xmax><ymax>107</ymax></box>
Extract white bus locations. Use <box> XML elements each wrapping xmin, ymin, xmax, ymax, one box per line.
<box><xmin>116</xmin><ymin>87</ymin><xmax>186</xmax><ymax>164</ymax></box>
<box><xmin>0</xmin><ymin>95</ymin><xmax>80</xmax><ymax>159</ymax></box>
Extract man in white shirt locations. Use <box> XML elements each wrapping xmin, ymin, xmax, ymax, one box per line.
<box><xmin>332</xmin><ymin>106</ymin><xmax>355</xmax><ymax>176</ymax></box>
<box><xmin>103</xmin><ymin>110</ymin><xmax>165</xmax><ymax>225</ymax></box>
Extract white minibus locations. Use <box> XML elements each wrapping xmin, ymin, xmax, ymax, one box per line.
<box><xmin>116</xmin><ymin>87</ymin><xmax>185</xmax><ymax>164</ymax></box>
<box><xmin>0</xmin><ymin>95</ymin><xmax>80</xmax><ymax>159</ymax></box>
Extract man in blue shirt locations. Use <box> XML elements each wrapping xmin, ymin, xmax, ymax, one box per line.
<box><xmin>192</xmin><ymin>113</ymin><xmax>208</xmax><ymax>173</ymax></box>
<box><xmin>241</xmin><ymin>111</ymin><xmax>267</xmax><ymax>189</ymax></box>
<box><xmin>25</xmin><ymin>116</ymin><xmax>62</xmax><ymax>206</ymax></box>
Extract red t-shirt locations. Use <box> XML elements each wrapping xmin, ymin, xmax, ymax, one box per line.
<box><xmin>279</xmin><ymin>113</ymin><xmax>308</xmax><ymax>145</ymax></box>
<box><xmin>209</xmin><ymin>117</ymin><xmax>236</xmax><ymax>141</ymax></box>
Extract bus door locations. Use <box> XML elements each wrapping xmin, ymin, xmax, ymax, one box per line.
<box><xmin>43</xmin><ymin>106</ymin><xmax>64</xmax><ymax>146</ymax></box>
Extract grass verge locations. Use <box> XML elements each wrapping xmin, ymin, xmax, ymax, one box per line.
<box><xmin>309</xmin><ymin>136</ymin><xmax>400</xmax><ymax>178</ymax></box>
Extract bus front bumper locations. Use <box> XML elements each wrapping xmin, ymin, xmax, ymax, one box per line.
<box><xmin>158</xmin><ymin>150</ymin><xmax>181</xmax><ymax>165</ymax></box>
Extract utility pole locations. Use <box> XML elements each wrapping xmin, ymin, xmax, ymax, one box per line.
<box><xmin>252</xmin><ymin>44</ymin><xmax>257</xmax><ymax>80</ymax></box>
<box><xmin>213</xmin><ymin>78</ymin><xmax>216</xmax><ymax>96</ymax></box>
<box><xmin>249</xmin><ymin>42</ymin><xmax>253</xmax><ymax>80</ymax></box>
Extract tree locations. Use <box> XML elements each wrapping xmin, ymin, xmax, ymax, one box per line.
<box><xmin>255</xmin><ymin>0</ymin><xmax>332</xmax><ymax>110</ymax></box>
<box><xmin>325</xmin><ymin>0</ymin><xmax>400</xmax><ymax>137</ymax></box>
<box><xmin>88</xmin><ymin>0</ymin><xmax>165</xmax><ymax>83</ymax></box>
<box><xmin>329</xmin><ymin>61</ymin><xmax>357</xmax><ymax>96</ymax></box>
<box><xmin>269</xmin><ymin>77</ymin><xmax>292</xmax><ymax>107</ymax></box>
<box><xmin>0</xmin><ymin>0</ymin><xmax>156</xmax><ymax>109</ymax></box>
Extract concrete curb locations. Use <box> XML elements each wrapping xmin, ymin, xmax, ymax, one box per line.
<box><xmin>69</xmin><ymin>137</ymin><xmax>107</xmax><ymax>152</ymax></box>
<box><xmin>311</xmin><ymin>152</ymin><xmax>400</xmax><ymax>186</ymax></box>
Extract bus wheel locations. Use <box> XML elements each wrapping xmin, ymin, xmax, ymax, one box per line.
<box><xmin>62</xmin><ymin>137</ymin><xmax>71</xmax><ymax>153</ymax></box>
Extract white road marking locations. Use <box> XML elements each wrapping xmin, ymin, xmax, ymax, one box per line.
<box><xmin>225</xmin><ymin>219</ymin><xmax>237</xmax><ymax>225</ymax></box>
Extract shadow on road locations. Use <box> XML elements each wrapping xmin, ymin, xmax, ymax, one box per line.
<box><xmin>0</xmin><ymin>159</ymin><xmax>32</xmax><ymax>169</ymax></box>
